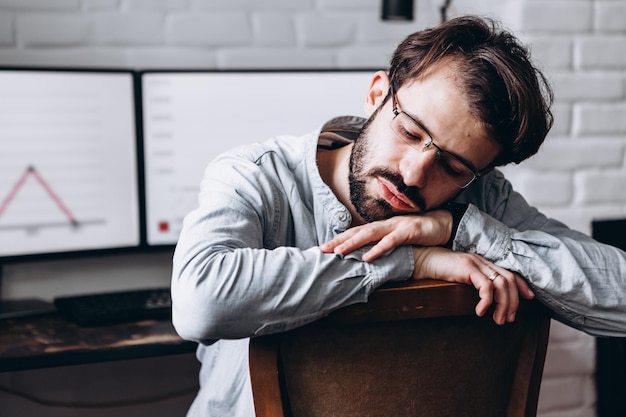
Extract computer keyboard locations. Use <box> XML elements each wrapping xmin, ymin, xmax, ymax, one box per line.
<box><xmin>53</xmin><ymin>287</ymin><xmax>172</xmax><ymax>326</ymax></box>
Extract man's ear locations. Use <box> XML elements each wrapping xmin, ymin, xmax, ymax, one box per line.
<box><xmin>364</xmin><ymin>71</ymin><xmax>391</xmax><ymax>117</ymax></box>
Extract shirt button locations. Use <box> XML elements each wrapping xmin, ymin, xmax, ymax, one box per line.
<box><xmin>337</xmin><ymin>211</ymin><xmax>348</xmax><ymax>222</ymax></box>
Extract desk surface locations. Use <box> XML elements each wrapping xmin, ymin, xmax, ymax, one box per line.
<box><xmin>0</xmin><ymin>279</ymin><xmax>535</xmax><ymax>373</ymax></box>
<box><xmin>0</xmin><ymin>313</ymin><xmax>196</xmax><ymax>372</ymax></box>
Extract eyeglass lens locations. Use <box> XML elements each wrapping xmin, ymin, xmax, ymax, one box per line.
<box><xmin>391</xmin><ymin>111</ymin><xmax>476</xmax><ymax>188</ymax></box>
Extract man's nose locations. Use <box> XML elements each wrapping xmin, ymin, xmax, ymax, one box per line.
<box><xmin>399</xmin><ymin>147</ymin><xmax>438</xmax><ymax>188</ymax></box>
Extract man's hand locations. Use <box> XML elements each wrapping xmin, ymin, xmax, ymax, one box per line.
<box><xmin>320</xmin><ymin>213</ymin><xmax>535</xmax><ymax>325</ymax></box>
<box><xmin>320</xmin><ymin>210</ymin><xmax>452</xmax><ymax>262</ymax></box>
<box><xmin>413</xmin><ymin>246</ymin><xmax>534</xmax><ymax>325</ymax></box>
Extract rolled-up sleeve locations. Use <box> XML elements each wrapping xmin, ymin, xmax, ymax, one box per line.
<box><xmin>451</xmin><ymin>170</ymin><xmax>626</xmax><ymax>337</ymax></box>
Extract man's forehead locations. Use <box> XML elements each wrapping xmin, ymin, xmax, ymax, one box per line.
<box><xmin>394</xmin><ymin>79</ymin><xmax>499</xmax><ymax>171</ymax></box>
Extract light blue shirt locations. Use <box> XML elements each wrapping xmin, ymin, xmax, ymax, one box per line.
<box><xmin>172</xmin><ymin>119</ymin><xmax>626</xmax><ymax>416</ymax></box>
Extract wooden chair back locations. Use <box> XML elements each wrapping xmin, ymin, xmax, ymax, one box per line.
<box><xmin>249</xmin><ymin>279</ymin><xmax>551</xmax><ymax>417</ymax></box>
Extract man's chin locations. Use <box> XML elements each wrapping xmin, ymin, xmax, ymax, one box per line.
<box><xmin>354</xmin><ymin>199</ymin><xmax>413</xmax><ymax>223</ymax></box>
<box><xmin>354</xmin><ymin>205</ymin><xmax>388</xmax><ymax>223</ymax></box>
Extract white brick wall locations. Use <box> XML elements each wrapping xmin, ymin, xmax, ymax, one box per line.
<box><xmin>2</xmin><ymin>0</ymin><xmax>625</xmax><ymax>416</ymax></box>
<box><xmin>539</xmin><ymin>320</ymin><xmax>597</xmax><ymax>416</ymax></box>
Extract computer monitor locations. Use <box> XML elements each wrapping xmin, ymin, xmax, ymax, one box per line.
<box><xmin>141</xmin><ymin>69</ymin><xmax>377</xmax><ymax>246</ymax></box>
<box><xmin>0</xmin><ymin>68</ymin><xmax>141</xmax><ymax>261</ymax></box>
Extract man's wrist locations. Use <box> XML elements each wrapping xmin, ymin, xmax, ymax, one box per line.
<box><xmin>444</xmin><ymin>203</ymin><xmax>469</xmax><ymax>249</ymax></box>
<box><xmin>411</xmin><ymin>246</ymin><xmax>430</xmax><ymax>279</ymax></box>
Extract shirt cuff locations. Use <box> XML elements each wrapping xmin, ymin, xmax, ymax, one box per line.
<box><xmin>453</xmin><ymin>204</ymin><xmax>511</xmax><ymax>262</ymax></box>
<box><xmin>444</xmin><ymin>202</ymin><xmax>469</xmax><ymax>249</ymax></box>
<box><xmin>366</xmin><ymin>245</ymin><xmax>415</xmax><ymax>285</ymax></box>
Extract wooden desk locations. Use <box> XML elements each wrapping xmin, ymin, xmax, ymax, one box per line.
<box><xmin>0</xmin><ymin>313</ymin><xmax>196</xmax><ymax>372</ymax></box>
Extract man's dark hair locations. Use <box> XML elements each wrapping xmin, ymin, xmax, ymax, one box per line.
<box><xmin>388</xmin><ymin>15</ymin><xmax>553</xmax><ymax>166</ymax></box>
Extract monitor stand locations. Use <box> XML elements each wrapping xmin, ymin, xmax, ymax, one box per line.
<box><xmin>0</xmin><ymin>264</ymin><xmax>55</xmax><ymax>319</ymax></box>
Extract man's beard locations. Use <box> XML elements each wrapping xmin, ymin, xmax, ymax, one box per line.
<box><xmin>348</xmin><ymin>115</ymin><xmax>426</xmax><ymax>223</ymax></box>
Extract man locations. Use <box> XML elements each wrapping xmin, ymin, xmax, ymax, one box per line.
<box><xmin>172</xmin><ymin>15</ymin><xmax>626</xmax><ymax>416</ymax></box>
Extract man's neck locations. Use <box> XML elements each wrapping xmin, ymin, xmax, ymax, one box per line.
<box><xmin>317</xmin><ymin>144</ymin><xmax>362</xmax><ymax>225</ymax></box>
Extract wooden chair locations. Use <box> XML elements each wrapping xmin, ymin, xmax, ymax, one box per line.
<box><xmin>249</xmin><ymin>279</ymin><xmax>551</xmax><ymax>417</ymax></box>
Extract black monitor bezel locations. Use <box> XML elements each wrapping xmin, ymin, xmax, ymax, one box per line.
<box><xmin>0</xmin><ymin>66</ymin><xmax>152</xmax><ymax>264</ymax></box>
<box><xmin>0</xmin><ymin>67</ymin><xmax>382</xmax><ymax>263</ymax></box>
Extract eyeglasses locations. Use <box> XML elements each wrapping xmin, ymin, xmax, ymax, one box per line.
<box><xmin>389</xmin><ymin>87</ymin><xmax>485</xmax><ymax>189</ymax></box>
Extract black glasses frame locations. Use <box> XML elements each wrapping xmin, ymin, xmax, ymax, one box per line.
<box><xmin>389</xmin><ymin>86</ymin><xmax>489</xmax><ymax>189</ymax></box>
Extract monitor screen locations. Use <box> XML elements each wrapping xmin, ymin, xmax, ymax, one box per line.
<box><xmin>0</xmin><ymin>69</ymin><xmax>140</xmax><ymax>260</ymax></box>
<box><xmin>141</xmin><ymin>70</ymin><xmax>375</xmax><ymax>246</ymax></box>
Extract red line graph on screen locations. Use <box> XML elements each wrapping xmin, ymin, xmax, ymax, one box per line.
<box><xmin>0</xmin><ymin>166</ymin><xmax>80</xmax><ymax>229</ymax></box>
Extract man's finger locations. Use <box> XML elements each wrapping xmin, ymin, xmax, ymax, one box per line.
<box><xmin>491</xmin><ymin>277</ymin><xmax>509</xmax><ymax>325</ymax></box>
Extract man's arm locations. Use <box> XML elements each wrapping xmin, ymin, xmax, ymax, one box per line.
<box><xmin>171</xmin><ymin>151</ymin><xmax>413</xmax><ymax>343</ymax></box>
<box><xmin>454</xmin><ymin>170</ymin><xmax>626</xmax><ymax>337</ymax></box>
<box><xmin>323</xmin><ymin>169</ymin><xmax>626</xmax><ymax>336</ymax></box>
